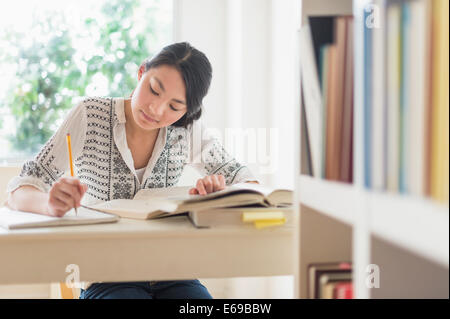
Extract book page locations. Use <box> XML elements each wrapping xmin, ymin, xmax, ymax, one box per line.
<box><xmin>88</xmin><ymin>199</ymin><xmax>178</xmax><ymax>214</ymax></box>
<box><xmin>134</xmin><ymin>185</ymin><xmax>248</xmax><ymax>203</ymax></box>
<box><xmin>0</xmin><ymin>206</ymin><xmax>60</xmax><ymax>226</ymax></box>
<box><xmin>62</xmin><ymin>206</ymin><xmax>118</xmax><ymax>219</ymax></box>
<box><xmin>133</xmin><ymin>186</ymin><xmax>242</xmax><ymax>202</ymax></box>
<box><xmin>0</xmin><ymin>206</ymin><xmax>118</xmax><ymax>230</ymax></box>
<box><xmin>229</xmin><ymin>183</ymin><xmax>289</xmax><ymax>197</ymax></box>
<box><xmin>133</xmin><ymin>183</ymin><xmax>289</xmax><ymax>204</ymax></box>
<box><xmin>133</xmin><ymin>186</ymin><xmax>194</xmax><ymax>201</ymax></box>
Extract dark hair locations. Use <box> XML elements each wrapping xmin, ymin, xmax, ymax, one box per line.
<box><xmin>141</xmin><ymin>42</ymin><xmax>212</xmax><ymax>128</ymax></box>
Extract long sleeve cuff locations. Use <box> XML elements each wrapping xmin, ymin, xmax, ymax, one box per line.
<box><xmin>6</xmin><ymin>175</ymin><xmax>51</xmax><ymax>194</ymax></box>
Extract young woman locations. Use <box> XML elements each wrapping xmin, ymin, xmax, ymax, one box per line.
<box><xmin>6</xmin><ymin>42</ymin><xmax>258</xmax><ymax>299</ymax></box>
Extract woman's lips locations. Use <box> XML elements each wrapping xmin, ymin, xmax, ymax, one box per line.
<box><xmin>140</xmin><ymin>110</ymin><xmax>158</xmax><ymax>123</ymax></box>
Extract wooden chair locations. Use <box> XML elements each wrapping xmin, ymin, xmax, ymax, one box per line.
<box><xmin>59</xmin><ymin>283</ymin><xmax>80</xmax><ymax>299</ymax></box>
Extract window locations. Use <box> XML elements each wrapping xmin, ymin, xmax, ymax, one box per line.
<box><xmin>0</xmin><ymin>0</ymin><xmax>173</xmax><ymax>164</ymax></box>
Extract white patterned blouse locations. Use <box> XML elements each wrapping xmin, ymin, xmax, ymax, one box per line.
<box><xmin>6</xmin><ymin>96</ymin><xmax>257</xmax><ymax>206</ymax></box>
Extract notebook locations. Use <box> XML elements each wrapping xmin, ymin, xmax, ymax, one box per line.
<box><xmin>86</xmin><ymin>183</ymin><xmax>293</xmax><ymax>220</ymax></box>
<box><xmin>0</xmin><ymin>206</ymin><xmax>120</xmax><ymax>230</ymax></box>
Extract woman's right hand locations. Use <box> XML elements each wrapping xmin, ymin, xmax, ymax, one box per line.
<box><xmin>46</xmin><ymin>177</ymin><xmax>88</xmax><ymax>217</ymax></box>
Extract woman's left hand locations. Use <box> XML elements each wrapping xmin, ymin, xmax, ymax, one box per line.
<box><xmin>189</xmin><ymin>174</ymin><xmax>226</xmax><ymax>195</ymax></box>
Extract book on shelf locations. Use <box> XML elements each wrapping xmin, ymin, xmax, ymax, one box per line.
<box><xmin>85</xmin><ymin>183</ymin><xmax>293</xmax><ymax>220</ymax></box>
<box><xmin>429</xmin><ymin>0</ymin><xmax>449</xmax><ymax>203</ymax></box>
<box><xmin>300</xmin><ymin>24</ymin><xmax>323</xmax><ymax>178</ymax></box>
<box><xmin>188</xmin><ymin>206</ymin><xmax>293</xmax><ymax>229</ymax></box>
<box><xmin>399</xmin><ymin>1</ymin><xmax>412</xmax><ymax>194</ymax></box>
<box><xmin>386</xmin><ymin>1</ymin><xmax>402</xmax><ymax>193</ymax></box>
<box><xmin>386</xmin><ymin>4</ymin><xmax>401</xmax><ymax>192</ymax></box>
<box><xmin>363</xmin><ymin>7</ymin><xmax>373</xmax><ymax>188</ymax></box>
<box><xmin>340</xmin><ymin>17</ymin><xmax>354</xmax><ymax>184</ymax></box>
<box><xmin>371</xmin><ymin>0</ymin><xmax>386</xmax><ymax>191</ymax></box>
<box><xmin>319</xmin><ymin>272</ymin><xmax>352</xmax><ymax>299</ymax></box>
<box><xmin>334</xmin><ymin>281</ymin><xmax>353</xmax><ymax>299</ymax></box>
<box><xmin>326</xmin><ymin>16</ymin><xmax>347</xmax><ymax>182</ymax></box>
<box><xmin>0</xmin><ymin>206</ymin><xmax>119</xmax><ymax>230</ymax></box>
<box><xmin>407</xmin><ymin>0</ymin><xmax>428</xmax><ymax>196</ymax></box>
<box><xmin>365</xmin><ymin>0</ymin><xmax>448</xmax><ymax>204</ymax></box>
<box><xmin>300</xmin><ymin>16</ymin><xmax>354</xmax><ymax>183</ymax></box>
<box><xmin>308</xmin><ymin>262</ymin><xmax>352</xmax><ymax>299</ymax></box>
<box><xmin>300</xmin><ymin>89</ymin><xmax>313</xmax><ymax>176</ymax></box>
<box><xmin>319</xmin><ymin>45</ymin><xmax>329</xmax><ymax>179</ymax></box>
<box><xmin>423</xmin><ymin>0</ymin><xmax>433</xmax><ymax>198</ymax></box>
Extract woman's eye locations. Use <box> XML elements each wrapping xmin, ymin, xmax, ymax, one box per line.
<box><xmin>170</xmin><ymin>105</ymin><xmax>179</xmax><ymax>111</ymax></box>
<box><xmin>150</xmin><ymin>86</ymin><xmax>159</xmax><ymax>96</ymax></box>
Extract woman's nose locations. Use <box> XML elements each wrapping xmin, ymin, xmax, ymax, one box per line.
<box><xmin>149</xmin><ymin>103</ymin><xmax>164</xmax><ymax>119</ymax></box>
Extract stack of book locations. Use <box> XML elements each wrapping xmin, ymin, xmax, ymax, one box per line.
<box><xmin>308</xmin><ymin>262</ymin><xmax>353</xmax><ymax>299</ymax></box>
<box><xmin>87</xmin><ymin>183</ymin><xmax>293</xmax><ymax>228</ymax></box>
<box><xmin>300</xmin><ymin>16</ymin><xmax>354</xmax><ymax>183</ymax></box>
<box><xmin>364</xmin><ymin>0</ymin><xmax>449</xmax><ymax>204</ymax></box>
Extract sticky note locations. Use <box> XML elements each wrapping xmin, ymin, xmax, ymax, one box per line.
<box><xmin>253</xmin><ymin>218</ymin><xmax>286</xmax><ymax>229</ymax></box>
<box><xmin>242</xmin><ymin>211</ymin><xmax>285</xmax><ymax>222</ymax></box>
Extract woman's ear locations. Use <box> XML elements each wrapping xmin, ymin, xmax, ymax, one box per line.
<box><xmin>138</xmin><ymin>63</ymin><xmax>146</xmax><ymax>81</ymax></box>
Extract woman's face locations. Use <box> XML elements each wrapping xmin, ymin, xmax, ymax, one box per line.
<box><xmin>130</xmin><ymin>64</ymin><xmax>187</xmax><ymax>130</ymax></box>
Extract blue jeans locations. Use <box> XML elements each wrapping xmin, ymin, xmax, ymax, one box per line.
<box><xmin>79</xmin><ymin>280</ymin><xmax>213</xmax><ymax>299</ymax></box>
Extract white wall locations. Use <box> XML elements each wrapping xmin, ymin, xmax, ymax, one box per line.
<box><xmin>175</xmin><ymin>0</ymin><xmax>297</xmax><ymax>189</ymax></box>
<box><xmin>174</xmin><ymin>0</ymin><xmax>298</xmax><ymax>299</ymax></box>
<box><xmin>174</xmin><ymin>0</ymin><xmax>228</xmax><ymax>132</ymax></box>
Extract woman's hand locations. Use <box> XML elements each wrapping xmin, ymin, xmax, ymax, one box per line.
<box><xmin>46</xmin><ymin>177</ymin><xmax>88</xmax><ymax>217</ymax></box>
<box><xmin>189</xmin><ymin>174</ymin><xmax>226</xmax><ymax>196</ymax></box>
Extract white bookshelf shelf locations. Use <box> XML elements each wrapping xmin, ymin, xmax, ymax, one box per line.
<box><xmin>369</xmin><ymin>192</ymin><xmax>449</xmax><ymax>268</ymax></box>
<box><xmin>299</xmin><ymin>175</ymin><xmax>450</xmax><ymax>268</ymax></box>
<box><xmin>299</xmin><ymin>175</ymin><xmax>355</xmax><ymax>225</ymax></box>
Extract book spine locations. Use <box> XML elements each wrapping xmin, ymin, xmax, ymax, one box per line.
<box><xmin>363</xmin><ymin>7</ymin><xmax>373</xmax><ymax>189</ymax></box>
<box><xmin>335</xmin><ymin>282</ymin><xmax>354</xmax><ymax>299</ymax></box>
<box><xmin>408</xmin><ymin>0</ymin><xmax>427</xmax><ymax>196</ymax></box>
<box><xmin>424</xmin><ymin>0</ymin><xmax>433</xmax><ymax>197</ymax></box>
<box><xmin>325</xmin><ymin>45</ymin><xmax>338</xmax><ymax>180</ymax></box>
<box><xmin>371</xmin><ymin>0</ymin><xmax>387</xmax><ymax>191</ymax></box>
<box><xmin>340</xmin><ymin>17</ymin><xmax>354</xmax><ymax>184</ymax></box>
<box><xmin>332</xmin><ymin>17</ymin><xmax>347</xmax><ymax>182</ymax></box>
<box><xmin>399</xmin><ymin>1</ymin><xmax>411</xmax><ymax>194</ymax></box>
<box><xmin>430</xmin><ymin>0</ymin><xmax>449</xmax><ymax>203</ymax></box>
<box><xmin>386</xmin><ymin>3</ymin><xmax>401</xmax><ymax>193</ymax></box>
<box><xmin>320</xmin><ymin>45</ymin><xmax>331</xmax><ymax>179</ymax></box>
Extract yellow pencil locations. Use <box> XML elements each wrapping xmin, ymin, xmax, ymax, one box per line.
<box><xmin>66</xmin><ymin>133</ymin><xmax>78</xmax><ymax>216</ymax></box>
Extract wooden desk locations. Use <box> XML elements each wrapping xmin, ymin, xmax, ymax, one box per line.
<box><xmin>0</xmin><ymin>215</ymin><xmax>293</xmax><ymax>285</ymax></box>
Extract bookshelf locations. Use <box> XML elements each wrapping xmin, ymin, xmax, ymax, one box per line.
<box><xmin>294</xmin><ymin>0</ymin><xmax>449</xmax><ymax>299</ymax></box>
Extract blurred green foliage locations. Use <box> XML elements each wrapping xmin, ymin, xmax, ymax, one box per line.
<box><xmin>0</xmin><ymin>0</ymin><xmax>161</xmax><ymax>155</ymax></box>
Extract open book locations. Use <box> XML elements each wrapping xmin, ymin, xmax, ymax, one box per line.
<box><xmin>0</xmin><ymin>206</ymin><xmax>119</xmax><ymax>230</ymax></box>
<box><xmin>86</xmin><ymin>183</ymin><xmax>293</xmax><ymax>220</ymax></box>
